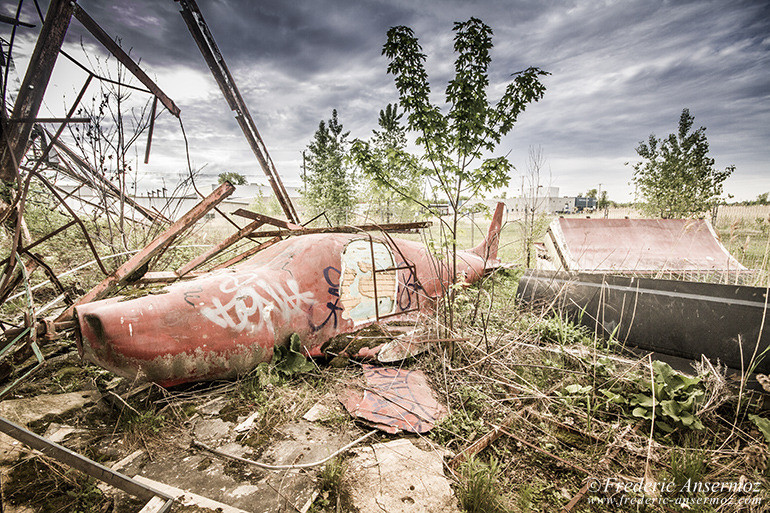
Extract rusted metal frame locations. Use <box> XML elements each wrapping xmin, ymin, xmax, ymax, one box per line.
<box><xmin>381</xmin><ymin>229</ymin><xmax>425</xmax><ymax>316</ymax></box>
<box><xmin>175</xmin><ymin>219</ymin><xmax>265</xmax><ymax>277</ymax></box>
<box><xmin>58</xmin><ymin>49</ymin><xmax>153</xmax><ymax>96</ymax></box>
<box><xmin>0</xmin><ymin>416</ymin><xmax>175</xmax><ymax>508</ymax></box>
<box><xmin>143</xmin><ymin>96</ymin><xmax>157</xmax><ymax>164</ymax></box>
<box><xmin>232</xmin><ymin>208</ymin><xmax>303</xmax><ymax>230</ymax></box>
<box><xmin>211</xmin><ymin>236</ymin><xmax>282</xmax><ymax>270</ymax></box>
<box><xmin>30</xmin><ymin>170</ymin><xmax>109</xmax><ymax>276</ymax></box>
<box><xmin>71</xmin><ymin>4</ymin><xmax>180</xmax><ymax>118</ymax></box>
<box><xmin>1</xmin><ymin>1</ymin><xmax>30</xmax><ymax>112</ymax></box>
<box><xmin>22</xmin><ymin>250</ymin><xmax>71</xmax><ymax>305</ymax></box>
<box><xmin>48</xmin><ymin>131</ymin><xmax>169</xmax><ymax>224</ymax></box>
<box><xmin>0</xmin><ymin>169</ymin><xmax>32</xmax><ymax>296</ymax></box>
<box><xmin>0</xmin><ymin>254</ymin><xmax>37</xmax><ymax>308</ymax></box>
<box><xmin>249</xmin><ymin>221</ymin><xmax>433</xmax><ymax>238</ymax></box>
<box><xmin>0</xmin><ymin>0</ymin><xmax>74</xmax><ymax>181</ymax></box>
<box><xmin>176</xmin><ymin>0</ymin><xmax>298</xmax><ymax>223</ymax></box>
<box><xmin>0</xmin><ymin>13</ymin><xmax>35</xmax><ymax>29</ymax></box>
<box><xmin>57</xmin><ymin>182</ymin><xmax>235</xmax><ymax>321</ymax></box>
<box><xmin>0</xmin><ymin>253</ymin><xmax>44</xmax><ymax>399</ymax></box>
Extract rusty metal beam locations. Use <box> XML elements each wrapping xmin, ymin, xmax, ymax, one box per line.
<box><xmin>48</xmin><ymin>131</ymin><xmax>169</xmax><ymax>224</ymax></box>
<box><xmin>175</xmin><ymin>219</ymin><xmax>265</xmax><ymax>277</ymax></box>
<box><xmin>232</xmin><ymin>209</ymin><xmax>303</xmax><ymax>230</ymax></box>
<box><xmin>211</xmin><ymin>236</ymin><xmax>282</xmax><ymax>270</ymax></box>
<box><xmin>57</xmin><ymin>182</ymin><xmax>235</xmax><ymax>321</ymax></box>
<box><xmin>176</xmin><ymin>0</ymin><xmax>298</xmax><ymax>223</ymax></box>
<box><xmin>0</xmin><ymin>0</ymin><xmax>74</xmax><ymax>181</ymax></box>
<box><xmin>0</xmin><ymin>415</ymin><xmax>174</xmax><ymax>507</ymax></box>
<box><xmin>248</xmin><ymin>221</ymin><xmax>433</xmax><ymax>238</ymax></box>
<box><xmin>72</xmin><ymin>4</ymin><xmax>180</xmax><ymax>118</ymax></box>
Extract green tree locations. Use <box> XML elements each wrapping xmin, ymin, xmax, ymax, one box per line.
<box><xmin>350</xmin><ymin>104</ymin><xmax>424</xmax><ymax>222</ymax></box>
<box><xmin>302</xmin><ymin>110</ymin><xmax>355</xmax><ymax>225</ymax></box>
<box><xmin>631</xmin><ymin>109</ymin><xmax>734</xmax><ymax>219</ymax></box>
<box><xmin>383</xmin><ymin>17</ymin><xmax>548</xmax><ymax>327</ymax></box>
<box><xmin>218</xmin><ymin>171</ymin><xmax>247</xmax><ymax>185</ymax></box>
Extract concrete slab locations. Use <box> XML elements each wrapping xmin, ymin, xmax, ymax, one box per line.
<box><xmin>0</xmin><ymin>391</ymin><xmax>101</xmax><ymax>464</ymax></box>
<box><xmin>346</xmin><ymin>438</ymin><xmax>460</xmax><ymax>513</ymax></box>
<box><xmin>133</xmin><ymin>420</ymin><xmax>350</xmax><ymax>513</ymax></box>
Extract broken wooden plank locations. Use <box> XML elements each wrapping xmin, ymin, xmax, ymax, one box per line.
<box><xmin>57</xmin><ymin>182</ymin><xmax>234</xmax><ymax>321</ymax></box>
<box><xmin>175</xmin><ymin>218</ymin><xmax>265</xmax><ymax>276</ymax></box>
<box><xmin>249</xmin><ymin>221</ymin><xmax>433</xmax><ymax>238</ymax></box>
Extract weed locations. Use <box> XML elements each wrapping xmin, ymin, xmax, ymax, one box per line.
<box><xmin>430</xmin><ymin>410</ymin><xmax>486</xmax><ymax>449</ymax></box>
<box><xmin>669</xmin><ymin>446</ymin><xmax>708</xmax><ymax>492</ymax></box>
<box><xmin>310</xmin><ymin>457</ymin><xmax>348</xmax><ymax>512</ymax></box>
<box><xmin>456</xmin><ymin>456</ymin><xmax>507</xmax><ymax>513</ymax></box>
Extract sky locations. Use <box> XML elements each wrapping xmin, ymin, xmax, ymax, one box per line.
<box><xmin>2</xmin><ymin>0</ymin><xmax>769</xmax><ymax>202</ymax></box>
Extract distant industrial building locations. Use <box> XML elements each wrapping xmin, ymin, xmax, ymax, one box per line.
<box><xmin>475</xmin><ymin>187</ymin><xmax>596</xmax><ymax>215</ymax></box>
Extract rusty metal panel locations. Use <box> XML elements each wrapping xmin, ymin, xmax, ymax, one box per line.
<box><xmin>517</xmin><ymin>269</ymin><xmax>770</xmax><ymax>373</ymax></box>
<box><xmin>340</xmin><ymin>365</ymin><xmax>447</xmax><ymax>434</ymax></box>
<box><xmin>544</xmin><ymin>218</ymin><xmax>746</xmax><ymax>273</ymax></box>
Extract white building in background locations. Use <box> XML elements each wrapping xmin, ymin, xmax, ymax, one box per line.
<box><xmin>471</xmin><ymin>187</ymin><xmax>585</xmax><ymax>216</ymax></box>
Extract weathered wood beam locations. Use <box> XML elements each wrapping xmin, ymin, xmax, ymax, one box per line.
<box><xmin>57</xmin><ymin>182</ymin><xmax>235</xmax><ymax>321</ymax></box>
<box><xmin>175</xmin><ymin>219</ymin><xmax>265</xmax><ymax>277</ymax></box>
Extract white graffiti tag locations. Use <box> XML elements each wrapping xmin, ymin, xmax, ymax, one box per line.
<box><xmin>201</xmin><ymin>276</ymin><xmax>314</xmax><ymax>333</ymax></box>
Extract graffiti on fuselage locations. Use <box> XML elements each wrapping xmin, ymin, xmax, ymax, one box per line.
<box><xmin>200</xmin><ymin>272</ymin><xmax>315</xmax><ymax>333</ymax></box>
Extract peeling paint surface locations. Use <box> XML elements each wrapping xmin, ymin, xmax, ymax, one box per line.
<box><xmin>339</xmin><ymin>239</ymin><xmax>397</xmax><ymax>324</ymax></box>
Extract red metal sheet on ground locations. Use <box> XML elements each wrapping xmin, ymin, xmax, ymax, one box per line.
<box><xmin>549</xmin><ymin>218</ymin><xmax>745</xmax><ymax>272</ymax></box>
<box><xmin>340</xmin><ymin>365</ymin><xmax>446</xmax><ymax>434</ymax></box>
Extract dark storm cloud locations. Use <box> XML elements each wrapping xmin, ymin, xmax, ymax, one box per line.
<box><xmin>2</xmin><ymin>0</ymin><xmax>768</xmax><ymax>199</ymax></box>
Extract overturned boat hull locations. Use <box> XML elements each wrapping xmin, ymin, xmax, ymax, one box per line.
<box><xmin>517</xmin><ymin>270</ymin><xmax>770</xmax><ymax>373</ymax></box>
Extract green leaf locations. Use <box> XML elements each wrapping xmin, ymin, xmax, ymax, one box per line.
<box><xmin>632</xmin><ymin>407</ymin><xmax>652</xmax><ymax>420</ymax></box>
<box><xmin>749</xmin><ymin>414</ymin><xmax>770</xmax><ymax>443</ymax></box>
<box><xmin>600</xmin><ymin>388</ymin><xmax>626</xmax><ymax>405</ymax></box>
<box><xmin>272</xmin><ymin>334</ymin><xmax>315</xmax><ymax>376</ymax></box>
<box><xmin>564</xmin><ymin>384</ymin><xmax>591</xmax><ymax>395</ymax></box>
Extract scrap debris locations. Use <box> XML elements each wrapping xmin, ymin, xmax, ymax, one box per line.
<box><xmin>340</xmin><ymin>364</ymin><xmax>447</xmax><ymax>434</ymax></box>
